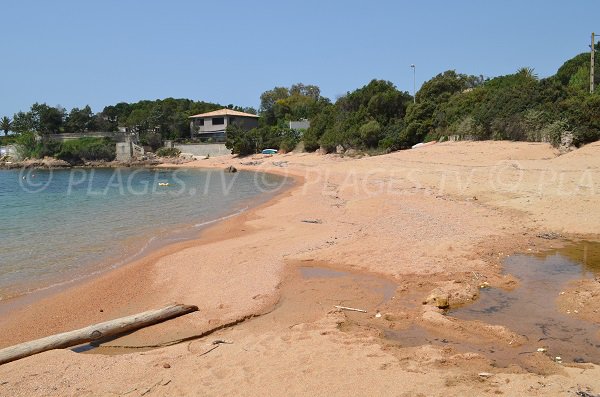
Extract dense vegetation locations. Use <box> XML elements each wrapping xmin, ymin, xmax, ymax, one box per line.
<box><xmin>3</xmin><ymin>47</ymin><xmax>600</xmax><ymax>158</ymax></box>
<box><xmin>3</xmin><ymin>98</ymin><xmax>252</xmax><ymax>161</ymax></box>
<box><xmin>226</xmin><ymin>84</ymin><xmax>329</xmax><ymax>155</ymax></box>
<box><xmin>6</xmin><ymin>98</ymin><xmax>253</xmax><ymax>141</ymax></box>
<box><xmin>226</xmin><ymin>48</ymin><xmax>600</xmax><ymax>155</ymax></box>
<box><xmin>13</xmin><ymin>133</ymin><xmax>115</xmax><ymax>164</ymax></box>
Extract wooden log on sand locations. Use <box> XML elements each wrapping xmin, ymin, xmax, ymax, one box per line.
<box><xmin>0</xmin><ymin>303</ymin><xmax>198</xmax><ymax>365</ymax></box>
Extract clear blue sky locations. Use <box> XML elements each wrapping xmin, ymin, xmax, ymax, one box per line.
<box><xmin>2</xmin><ymin>0</ymin><xmax>598</xmax><ymax>116</ymax></box>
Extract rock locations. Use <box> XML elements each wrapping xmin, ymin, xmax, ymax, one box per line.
<box><xmin>241</xmin><ymin>161</ymin><xmax>262</xmax><ymax>166</ymax></box>
<box><xmin>224</xmin><ymin>165</ymin><xmax>238</xmax><ymax>173</ymax></box>
<box><xmin>179</xmin><ymin>153</ymin><xmax>195</xmax><ymax>160</ymax></box>
<box><xmin>424</xmin><ymin>293</ymin><xmax>450</xmax><ymax>309</ymax></box>
<box><xmin>336</xmin><ymin>144</ymin><xmax>345</xmax><ymax>154</ymax></box>
<box><xmin>163</xmin><ymin>363</ymin><xmax>171</xmax><ymax>369</ymax></box>
<box><xmin>537</xmin><ymin>232</ymin><xmax>562</xmax><ymax>240</ymax></box>
<box><xmin>345</xmin><ymin>148</ymin><xmax>358</xmax><ymax>156</ymax></box>
<box><xmin>42</xmin><ymin>157</ymin><xmax>70</xmax><ymax>168</ymax></box>
<box><xmin>559</xmin><ymin>131</ymin><xmax>576</xmax><ymax>154</ymax></box>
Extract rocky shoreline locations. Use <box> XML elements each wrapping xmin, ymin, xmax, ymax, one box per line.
<box><xmin>0</xmin><ymin>156</ymin><xmax>195</xmax><ymax>170</ymax></box>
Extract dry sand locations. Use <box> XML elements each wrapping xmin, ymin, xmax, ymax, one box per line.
<box><xmin>1</xmin><ymin>141</ymin><xmax>600</xmax><ymax>396</ymax></box>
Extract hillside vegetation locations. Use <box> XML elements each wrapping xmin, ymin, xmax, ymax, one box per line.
<box><xmin>3</xmin><ymin>48</ymin><xmax>599</xmax><ymax>157</ymax></box>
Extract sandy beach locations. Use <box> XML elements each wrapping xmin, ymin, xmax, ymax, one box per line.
<box><xmin>1</xmin><ymin>140</ymin><xmax>600</xmax><ymax>396</ymax></box>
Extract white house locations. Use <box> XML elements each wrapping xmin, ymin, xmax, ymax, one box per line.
<box><xmin>189</xmin><ymin>109</ymin><xmax>259</xmax><ymax>141</ymax></box>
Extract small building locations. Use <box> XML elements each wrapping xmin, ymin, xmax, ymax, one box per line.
<box><xmin>289</xmin><ymin>119</ymin><xmax>310</xmax><ymax>130</ymax></box>
<box><xmin>189</xmin><ymin>109</ymin><xmax>259</xmax><ymax>141</ymax></box>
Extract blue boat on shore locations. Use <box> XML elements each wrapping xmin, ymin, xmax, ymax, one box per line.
<box><xmin>261</xmin><ymin>148</ymin><xmax>278</xmax><ymax>154</ymax></box>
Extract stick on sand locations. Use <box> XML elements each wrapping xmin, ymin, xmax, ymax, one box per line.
<box><xmin>0</xmin><ymin>303</ymin><xmax>198</xmax><ymax>365</ymax></box>
<box><xmin>334</xmin><ymin>305</ymin><xmax>367</xmax><ymax>313</ymax></box>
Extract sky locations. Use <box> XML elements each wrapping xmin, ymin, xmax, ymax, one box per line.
<box><xmin>2</xmin><ymin>0</ymin><xmax>598</xmax><ymax>116</ymax></box>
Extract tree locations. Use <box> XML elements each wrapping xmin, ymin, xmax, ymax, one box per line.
<box><xmin>259</xmin><ymin>84</ymin><xmax>327</xmax><ymax>127</ymax></box>
<box><xmin>1</xmin><ymin>116</ymin><xmax>11</xmax><ymax>136</ymax></box>
<box><xmin>556</xmin><ymin>47</ymin><xmax>600</xmax><ymax>88</ymax></box>
<box><xmin>65</xmin><ymin>105</ymin><xmax>96</xmax><ymax>133</ymax></box>
<box><xmin>11</xmin><ymin>111</ymin><xmax>36</xmax><ymax>134</ymax></box>
<box><xmin>30</xmin><ymin>103</ymin><xmax>65</xmax><ymax>134</ymax></box>
<box><xmin>225</xmin><ymin>124</ymin><xmax>258</xmax><ymax>155</ymax></box>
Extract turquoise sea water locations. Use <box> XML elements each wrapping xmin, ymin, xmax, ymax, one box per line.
<box><xmin>0</xmin><ymin>167</ymin><xmax>290</xmax><ymax>300</ymax></box>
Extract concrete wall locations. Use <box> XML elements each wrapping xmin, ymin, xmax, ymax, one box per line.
<box><xmin>116</xmin><ymin>142</ymin><xmax>132</xmax><ymax>161</ymax></box>
<box><xmin>47</xmin><ymin>132</ymin><xmax>132</xmax><ymax>142</ymax></box>
<box><xmin>116</xmin><ymin>141</ymin><xmax>145</xmax><ymax>161</ymax></box>
<box><xmin>174</xmin><ymin>143</ymin><xmax>230</xmax><ymax>158</ymax></box>
<box><xmin>289</xmin><ymin>120</ymin><xmax>310</xmax><ymax>130</ymax></box>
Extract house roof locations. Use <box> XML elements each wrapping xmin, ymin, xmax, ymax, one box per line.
<box><xmin>188</xmin><ymin>108</ymin><xmax>259</xmax><ymax>119</ymax></box>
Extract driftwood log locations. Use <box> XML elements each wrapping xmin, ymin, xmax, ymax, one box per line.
<box><xmin>0</xmin><ymin>303</ymin><xmax>198</xmax><ymax>365</ymax></box>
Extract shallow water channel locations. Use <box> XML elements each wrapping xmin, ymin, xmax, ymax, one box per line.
<box><xmin>450</xmin><ymin>241</ymin><xmax>600</xmax><ymax>365</ymax></box>
<box><xmin>299</xmin><ymin>243</ymin><xmax>600</xmax><ymax>368</ymax></box>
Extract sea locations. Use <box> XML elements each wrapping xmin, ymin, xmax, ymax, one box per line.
<box><xmin>0</xmin><ymin>167</ymin><xmax>290</xmax><ymax>301</ymax></box>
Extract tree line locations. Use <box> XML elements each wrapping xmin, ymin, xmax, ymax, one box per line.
<box><xmin>226</xmin><ymin>47</ymin><xmax>600</xmax><ymax>155</ymax></box>
<box><xmin>3</xmin><ymin>46</ymin><xmax>600</xmax><ymax>158</ymax></box>
<box><xmin>1</xmin><ymin>98</ymin><xmax>255</xmax><ymax>140</ymax></box>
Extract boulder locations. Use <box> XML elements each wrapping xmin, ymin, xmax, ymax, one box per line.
<box><xmin>316</xmin><ymin>147</ymin><xmax>328</xmax><ymax>155</ymax></box>
<box><xmin>559</xmin><ymin>131</ymin><xmax>576</xmax><ymax>154</ymax></box>
<box><xmin>424</xmin><ymin>293</ymin><xmax>450</xmax><ymax>309</ymax></box>
<box><xmin>336</xmin><ymin>144</ymin><xmax>345</xmax><ymax>154</ymax></box>
<box><xmin>41</xmin><ymin>157</ymin><xmax>70</xmax><ymax>168</ymax></box>
<box><xmin>224</xmin><ymin>165</ymin><xmax>238</xmax><ymax>173</ymax></box>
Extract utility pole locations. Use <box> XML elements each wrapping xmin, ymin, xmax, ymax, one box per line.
<box><xmin>410</xmin><ymin>64</ymin><xmax>416</xmax><ymax>103</ymax></box>
<box><xmin>591</xmin><ymin>32</ymin><xmax>596</xmax><ymax>94</ymax></box>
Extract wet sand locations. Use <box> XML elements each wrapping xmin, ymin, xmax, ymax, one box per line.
<box><xmin>1</xmin><ymin>141</ymin><xmax>600</xmax><ymax>396</ymax></box>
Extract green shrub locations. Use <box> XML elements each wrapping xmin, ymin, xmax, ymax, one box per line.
<box><xmin>155</xmin><ymin>147</ymin><xmax>181</xmax><ymax>157</ymax></box>
<box><xmin>57</xmin><ymin>137</ymin><xmax>115</xmax><ymax>164</ymax></box>
<box><xmin>279</xmin><ymin>129</ymin><xmax>301</xmax><ymax>152</ymax></box>
<box><xmin>14</xmin><ymin>132</ymin><xmax>60</xmax><ymax>159</ymax></box>
<box><xmin>302</xmin><ymin>128</ymin><xmax>321</xmax><ymax>152</ymax></box>
<box><xmin>140</xmin><ymin>132</ymin><xmax>162</xmax><ymax>151</ymax></box>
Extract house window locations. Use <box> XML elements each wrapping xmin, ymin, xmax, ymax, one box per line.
<box><xmin>212</xmin><ymin>117</ymin><xmax>224</xmax><ymax>125</ymax></box>
<box><xmin>229</xmin><ymin>117</ymin><xmax>236</xmax><ymax>124</ymax></box>
<box><xmin>197</xmin><ymin>119</ymin><xmax>204</xmax><ymax>126</ymax></box>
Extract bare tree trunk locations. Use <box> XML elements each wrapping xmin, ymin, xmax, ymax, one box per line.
<box><xmin>0</xmin><ymin>303</ymin><xmax>198</xmax><ymax>365</ymax></box>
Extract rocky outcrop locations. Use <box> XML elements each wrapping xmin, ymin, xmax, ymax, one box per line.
<box><xmin>5</xmin><ymin>157</ymin><xmax>72</xmax><ymax>169</ymax></box>
<box><xmin>0</xmin><ymin>156</ymin><xmax>170</xmax><ymax>169</ymax></box>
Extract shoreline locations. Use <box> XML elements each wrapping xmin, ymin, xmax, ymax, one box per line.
<box><xmin>0</xmin><ymin>165</ymin><xmax>301</xmax><ymax>348</ymax></box>
<box><xmin>0</xmin><ymin>198</ymin><xmax>255</xmax><ymax>318</ymax></box>
<box><xmin>1</xmin><ymin>141</ymin><xmax>600</xmax><ymax>395</ymax></box>
<box><xmin>0</xmin><ymin>156</ymin><xmax>195</xmax><ymax>170</ymax></box>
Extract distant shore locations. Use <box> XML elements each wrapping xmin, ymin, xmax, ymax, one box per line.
<box><xmin>0</xmin><ymin>156</ymin><xmax>197</xmax><ymax>170</ymax></box>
